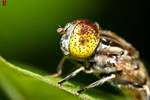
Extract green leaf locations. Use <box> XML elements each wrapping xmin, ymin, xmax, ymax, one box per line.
<box><xmin>0</xmin><ymin>56</ymin><xmax>130</xmax><ymax>100</ymax></box>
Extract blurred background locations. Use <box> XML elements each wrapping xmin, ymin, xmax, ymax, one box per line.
<box><xmin>0</xmin><ymin>0</ymin><xmax>150</xmax><ymax>99</ymax></box>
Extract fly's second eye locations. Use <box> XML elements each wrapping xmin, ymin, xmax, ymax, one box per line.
<box><xmin>69</xmin><ymin>20</ymin><xmax>100</xmax><ymax>58</ymax></box>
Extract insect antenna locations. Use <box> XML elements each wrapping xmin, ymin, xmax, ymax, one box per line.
<box><xmin>57</xmin><ymin>25</ymin><xmax>65</xmax><ymax>34</ymax></box>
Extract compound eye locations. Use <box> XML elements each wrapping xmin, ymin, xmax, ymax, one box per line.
<box><xmin>69</xmin><ymin>20</ymin><xmax>100</xmax><ymax>58</ymax></box>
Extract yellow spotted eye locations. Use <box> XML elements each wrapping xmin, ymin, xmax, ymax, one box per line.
<box><xmin>69</xmin><ymin>20</ymin><xmax>100</xmax><ymax>58</ymax></box>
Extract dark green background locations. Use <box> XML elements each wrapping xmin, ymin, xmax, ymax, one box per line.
<box><xmin>0</xmin><ymin>0</ymin><xmax>150</xmax><ymax>99</ymax></box>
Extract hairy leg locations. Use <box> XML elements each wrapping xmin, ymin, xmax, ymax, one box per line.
<box><xmin>143</xmin><ymin>85</ymin><xmax>150</xmax><ymax>100</ymax></box>
<box><xmin>76</xmin><ymin>74</ymin><xmax>116</xmax><ymax>94</ymax></box>
<box><xmin>114</xmin><ymin>79</ymin><xmax>149</xmax><ymax>100</ymax></box>
<box><xmin>58</xmin><ymin>67</ymin><xmax>85</xmax><ymax>84</ymax></box>
<box><xmin>51</xmin><ymin>56</ymin><xmax>69</xmax><ymax>77</ymax></box>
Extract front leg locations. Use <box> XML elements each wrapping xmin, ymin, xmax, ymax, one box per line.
<box><xmin>58</xmin><ymin>67</ymin><xmax>85</xmax><ymax>85</ymax></box>
<box><xmin>76</xmin><ymin>74</ymin><xmax>116</xmax><ymax>94</ymax></box>
<box><xmin>50</xmin><ymin>56</ymin><xmax>69</xmax><ymax>77</ymax></box>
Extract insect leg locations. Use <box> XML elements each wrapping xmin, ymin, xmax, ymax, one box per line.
<box><xmin>58</xmin><ymin>67</ymin><xmax>85</xmax><ymax>85</ymax></box>
<box><xmin>143</xmin><ymin>85</ymin><xmax>150</xmax><ymax>100</ymax></box>
<box><xmin>76</xmin><ymin>74</ymin><xmax>116</xmax><ymax>94</ymax></box>
<box><xmin>113</xmin><ymin>80</ymin><xmax>149</xmax><ymax>100</ymax></box>
<box><xmin>51</xmin><ymin>56</ymin><xmax>69</xmax><ymax>77</ymax></box>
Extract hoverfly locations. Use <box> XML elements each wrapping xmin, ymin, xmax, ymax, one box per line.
<box><xmin>52</xmin><ymin>20</ymin><xmax>150</xmax><ymax>100</ymax></box>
